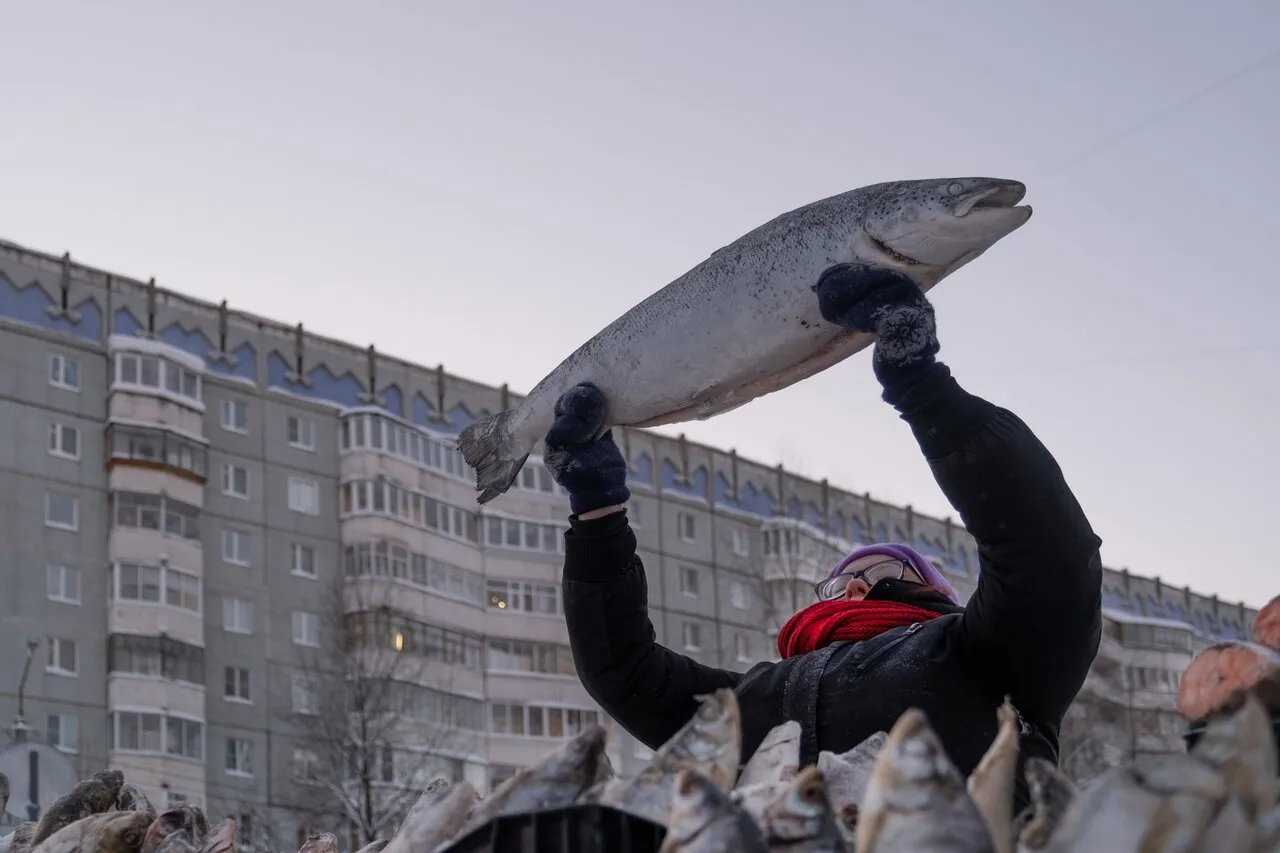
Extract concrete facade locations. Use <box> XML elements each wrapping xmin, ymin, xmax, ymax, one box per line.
<box><xmin>0</xmin><ymin>239</ymin><xmax>1259</xmax><ymax>839</ymax></box>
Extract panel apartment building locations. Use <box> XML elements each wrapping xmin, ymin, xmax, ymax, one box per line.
<box><xmin>0</xmin><ymin>239</ymin><xmax>1259</xmax><ymax>837</ymax></box>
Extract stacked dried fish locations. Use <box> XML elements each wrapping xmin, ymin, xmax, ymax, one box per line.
<box><xmin>0</xmin><ymin>682</ymin><xmax>1274</xmax><ymax>853</ymax></box>
<box><xmin>0</xmin><ymin>769</ymin><xmax>226</xmax><ymax>853</ymax></box>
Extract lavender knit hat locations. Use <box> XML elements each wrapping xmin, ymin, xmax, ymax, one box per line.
<box><xmin>827</xmin><ymin>543</ymin><xmax>961</xmax><ymax>604</ymax></box>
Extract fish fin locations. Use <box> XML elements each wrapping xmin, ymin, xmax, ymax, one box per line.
<box><xmin>455</xmin><ymin>411</ymin><xmax>530</xmax><ymax>503</ymax></box>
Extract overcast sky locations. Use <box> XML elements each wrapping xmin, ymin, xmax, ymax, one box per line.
<box><xmin>3</xmin><ymin>1</ymin><xmax>1278</xmax><ymax>608</ymax></box>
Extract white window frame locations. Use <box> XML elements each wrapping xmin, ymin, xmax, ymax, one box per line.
<box><xmin>287</xmin><ymin>415</ymin><xmax>316</xmax><ymax>451</ymax></box>
<box><xmin>290</xmin><ymin>543</ymin><xmax>316</xmax><ymax>578</ymax></box>
<box><xmin>288</xmin><ymin>477</ymin><xmax>320</xmax><ymax>516</ymax></box>
<box><xmin>46</xmin><ymin>637</ymin><xmax>78</xmax><ymax>676</ymax></box>
<box><xmin>677</xmin><ymin>512</ymin><xmax>697</xmax><ymax>543</ymax></box>
<box><xmin>225</xmin><ymin>737</ymin><xmax>253</xmax><ymax>777</ymax></box>
<box><xmin>224</xmin><ymin>666</ymin><xmax>252</xmax><ymax>703</ymax></box>
<box><xmin>46</xmin><ymin>564</ymin><xmax>81</xmax><ymax>605</ymax></box>
<box><xmin>729</xmin><ymin>579</ymin><xmax>751</xmax><ymax>611</ymax></box>
<box><xmin>679</xmin><ymin>566</ymin><xmax>700</xmax><ymax>597</ymax></box>
<box><xmin>220</xmin><ymin>399</ymin><xmax>249</xmax><ymax>434</ymax></box>
<box><xmin>291</xmin><ymin>674</ymin><xmax>318</xmax><ymax>715</ymax></box>
<box><xmin>730</xmin><ymin>527</ymin><xmax>750</xmax><ymax>557</ymax></box>
<box><xmin>49</xmin><ymin>354</ymin><xmax>81</xmax><ymax>391</ymax></box>
<box><xmin>681</xmin><ymin>622</ymin><xmax>702</xmax><ymax>652</ymax></box>
<box><xmin>45</xmin><ymin>491</ymin><xmax>79</xmax><ymax>531</ymax></box>
<box><xmin>734</xmin><ymin>632</ymin><xmax>752</xmax><ymax>663</ymax></box>
<box><xmin>221</xmin><ymin>464</ymin><xmax>250</xmax><ymax>499</ymax></box>
<box><xmin>291</xmin><ymin>612</ymin><xmax>320</xmax><ymax>648</ymax></box>
<box><xmin>47</xmin><ymin>423</ymin><xmax>81</xmax><ymax>461</ymax></box>
<box><xmin>221</xmin><ymin>529</ymin><xmax>251</xmax><ymax>566</ymax></box>
<box><xmin>222</xmin><ymin>598</ymin><xmax>254</xmax><ymax>635</ymax></box>
<box><xmin>47</xmin><ymin>713</ymin><xmax>79</xmax><ymax>753</ymax></box>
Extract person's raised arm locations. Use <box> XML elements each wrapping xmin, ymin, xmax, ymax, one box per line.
<box><xmin>545</xmin><ymin>384</ymin><xmax>741</xmax><ymax>749</ymax></box>
<box><xmin>815</xmin><ymin>264</ymin><xmax>1104</xmax><ymax>723</ymax></box>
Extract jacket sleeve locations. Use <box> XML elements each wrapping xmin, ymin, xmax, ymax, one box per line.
<box><xmin>562</xmin><ymin>509</ymin><xmax>742</xmax><ymax>750</ymax></box>
<box><xmin>891</xmin><ymin>364</ymin><xmax>1104</xmax><ymax>724</ymax></box>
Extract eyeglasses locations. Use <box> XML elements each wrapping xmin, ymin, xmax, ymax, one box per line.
<box><xmin>813</xmin><ymin>558</ymin><xmax>919</xmax><ymax>601</ymax></box>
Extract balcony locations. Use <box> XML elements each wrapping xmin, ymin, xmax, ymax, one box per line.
<box><xmin>107</xmin><ymin>423</ymin><xmax>209</xmax><ymax>498</ymax></box>
<box><xmin>109</xmin><ymin>492</ymin><xmax>203</xmax><ymax>571</ymax></box>
<box><xmin>106</xmin><ymin>708</ymin><xmax>207</xmax><ymax>803</ymax></box>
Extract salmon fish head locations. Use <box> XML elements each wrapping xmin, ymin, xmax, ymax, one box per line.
<box><xmin>851</xmin><ymin>177</ymin><xmax>1032</xmax><ymax>284</ymax></box>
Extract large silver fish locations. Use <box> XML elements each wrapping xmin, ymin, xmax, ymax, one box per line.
<box><xmin>457</xmin><ymin>177</ymin><xmax>1033</xmax><ymax>502</ymax></box>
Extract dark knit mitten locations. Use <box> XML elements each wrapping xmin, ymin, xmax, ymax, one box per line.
<box><xmin>543</xmin><ymin>382</ymin><xmax>631</xmax><ymax>516</ymax></box>
<box><xmin>814</xmin><ymin>263</ymin><xmax>942</xmax><ymax>399</ymax></box>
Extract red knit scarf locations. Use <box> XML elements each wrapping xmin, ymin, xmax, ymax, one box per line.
<box><xmin>776</xmin><ymin>598</ymin><xmax>942</xmax><ymax>659</ymax></box>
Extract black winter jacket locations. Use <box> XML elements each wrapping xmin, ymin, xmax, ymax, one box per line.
<box><xmin>560</xmin><ymin>366</ymin><xmax>1103</xmax><ymax>812</ymax></box>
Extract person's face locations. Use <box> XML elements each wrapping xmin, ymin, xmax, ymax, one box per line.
<box><xmin>813</xmin><ymin>556</ymin><xmax>925</xmax><ymax>602</ymax></box>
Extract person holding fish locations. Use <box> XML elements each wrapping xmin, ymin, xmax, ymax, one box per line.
<box><xmin>543</xmin><ymin>264</ymin><xmax>1104</xmax><ymax>814</ymax></box>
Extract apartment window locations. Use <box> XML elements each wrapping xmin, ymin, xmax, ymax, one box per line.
<box><xmin>293</xmin><ymin>749</ymin><xmax>320</xmax><ymax>781</ymax></box>
<box><xmin>108</xmin><ymin>634</ymin><xmax>204</xmax><ymax>684</ymax></box>
<box><xmin>225</xmin><ymin>737</ymin><xmax>253</xmax><ymax>776</ymax></box>
<box><xmin>287</xmin><ymin>415</ymin><xmax>316</xmax><ymax>450</ymax></box>
<box><xmin>291</xmin><ymin>674</ymin><xmax>318</xmax><ymax>715</ymax></box>
<box><xmin>730</xmin><ymin>527</ymin><xmax>750</xmax><ymax>557</ymax></box>
<box><xmin>48</xmin><ymin>423</ymin><xmax>80</xmax><ymax>460</ymax></box>
<box><xmin>47</xmin><ymin>713</ymin><xmax>78</xmax><ymax>752</ymax></box>
<box><xmin>681</xmin><ymin>622</ymin><xmax>702</xmax><ymax>651</ymax></box>
<box><xmin>220</xmin><ymin>399</ymin><xmax>248</xmax><ymax>433</ymax></box>
<box><xmin>113</xmin><ymin>352</ymin><xmax>201</xmax><ymax>403</ymax></box>
<box><xmin>291</xmin><ymin>543</ymin><xmax>316</xmax><ymax>578</ymax></box>
<box><xmin>489</xmin><ymin>764</ymin><xmax>522</xmax><ymax>792</ymax></box>
<box><xmin>288</xmin><ymin>477</ymin><xmax>320</xmax><ymax>515</ymax></box>
<box><xmin>678</xmin><ymin>566</ymin><xmax>700</xmax><ymax>597</ymax></box>
<box><xmin>222</xmin><ymin>530</ymin><xmax>251</xmax><ymax>566</ymax></box>
<box><xmin>628</xmin><ymin>501</ymin><xmax>642</xmax><ymax>527</ymax></box>
<box><xmin>483</xmin><ymin>515</ymin><xmax>564</xmax><ymax>554</ymax></box>
<box><xmin>486</xmin><ymin>580</ymin><xmax>561</xmax><ymax>616</ymax></box>
<box><xmin>677</xmin><ymin>512</ymin><xmax>697</xmax><ymax>542</ymax></box>
<box><xmin>223</xmin><ymin>598</ymin><xmax>253</xmax><ymax>634</ymax></box>
<box><xmin>486</xmin><ymin>639</ymin><xmax>576</xmax><ymax>676</ymax></box>
<box><xmin>45</xmin><ymin>491</ymin><xmax>78</xmax><ymax>531</ymax></box>
<box><xmin>235</xmin><ymin>815</ymin><xmax>253</xmax><ymax>850</ymax></box>
<box><xmin>47</xmin><ymin>638</ymin><xmax>78</xmax><ymax>675</ymax></box>
<box><xmin>490</xmin><ymin>703</ymin><xmax>601</xmax><ymax>738</ymax></box>
<box><xmin>46</xmin><ymin>565</ymin><xmax>81</xmax><ymax>605</ymax></box>
<box><xmin>735</xmin><ymin>633</ymin><xmax>752</xmax><ymax>662</ymax></box>
<box><xmin>729</xmin><ymin>579</ymin><xmax>751</xmax><ymax>610</ymax></box>
<box><xmin>114</xmin><ymin>491</ymin><xmax>201</xmax><ymax>541</ymax></box>
<box><xmin>292</xmin><ymin>612</ymin><xmax>320</xmax><ymax>647</ymax></box>
<box><xmin>221</xmin><ymin>464</ymin><xmax>249</xmax><ymax>499</ymax></box>
<box><xmin>109</xmin><ymin>712</ymin><xmax>207</xmax><ymax>761</ymax></box>
<box><xmin>49</xmin><ymin>354</ymin><xmax>81</xmax><ymax>391</ymax></box>
<box><xmin>114</xmin><ymin>563</ymin><xmax>201</xmax><ymax>613</ymax></box>
<box><xmin>108</xmin><ymin>424</ymin><xmax>208</xmax><ymax>479</ymax></box>
<box><xmin>224</xmin><ymin>666</ymin><xmax>251</xmax><ymax>702</ymax></box>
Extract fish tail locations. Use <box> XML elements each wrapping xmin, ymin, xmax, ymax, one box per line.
<box><xmin>456</xmin><ymin>410</ymin><xmax>529</xmax><ymax>504</ymax></box>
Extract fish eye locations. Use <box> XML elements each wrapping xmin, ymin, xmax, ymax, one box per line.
<box><xmin>802</xmin><ymin>784</ymin><xmax>822</xmax><ymax>802</ymax></box>
<box><xmin>947</xmin><ymin>182</ymin><xmax>965</xmax><ymax>196</ymax></box>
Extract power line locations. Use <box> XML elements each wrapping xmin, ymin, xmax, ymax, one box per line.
<box><xmin>1045</xmin><ymin>45</ymin><xmax>1280</xmax><ymax>177</ymax></box>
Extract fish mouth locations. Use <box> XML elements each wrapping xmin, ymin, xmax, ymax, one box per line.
<box><xmin>867</xmin><ymin>233</ymin><xmax>923</xmax><ymax>266</ymax></box>
<box><xmin>954</xmin><ymin>182</ymin><xmax>1028</xmax><ymax>217</ymax></box>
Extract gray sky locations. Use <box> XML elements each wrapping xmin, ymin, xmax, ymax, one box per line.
<box><xmin>3</xmin><ymin>1</ymin><xmax>1278</xmax><ymax>608</ymax></box>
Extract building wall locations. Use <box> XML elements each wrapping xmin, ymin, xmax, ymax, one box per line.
<box><xmin>0</xmin><ymin>240</ymin><xmax>1260</xmax><ymax>834</ymax></box>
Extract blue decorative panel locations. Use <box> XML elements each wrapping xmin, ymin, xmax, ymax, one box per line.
<box><xmin>381</xmin><ymin>385</ymin><xmax>404</xmax><ymax>417</ymax></box>
<box><xmin>631</xmin><ymin>453</ymin><xmax>654</xmax><ymax>486</ymax></box>
<box><xmin>411</xmin><ymin>393</ymin><xmax>438</xmax><ymax>426</ymax></box>
<box><xmin>1102</xmin><ymin>590</ymin><xmax>1130</xmax><ymax>610</ymax></box>
<box><xmin>787</xmin><ymin>497</ymin><xmax>803</xmax><ymax>520</ymax></box>
<box><xmin>804</xmin><ymin>503</ymin><xmax>822</xmax><ymax>529</ymax></box>
<box><xmin>713</xmin><ymin>472</ymin><xmax>733</xmax><ymax>505</ymax></box>
<box><xmin>830</xmin><ymin>511</ymin><xmax>846</xmax><ymax>539</ymax></box>
<box><xmin>849</xmin><ymin>517</ymin><xmax>866</xmax><ymax>545</ymax></box>
<box><xmin>206</xmin><ymin>342</ymin><xmax>257</xmax><ymax>381</ymax></box>
<box><xmin>0</xmin><ymin>274</ymin><xmax>102</xmax><ymax>342</ymax></box>
<box><xmin>736</xmin><ymin>482</ymin><xmax>775</xmax><ymax>517</ymax></box>
<box><xmin>915</xmin><ymin>536</ymin><xmax>948</xmax><ymax>561</ymax></box>
<box><xmin>114</xmin><ymin>307</ymin><xmax>144</xmax><ymax>336</ymax></box>
<box><xmin>874</xmin><ymin>523</ymin><xmax>888</xmax><ymax>543</ymax></box>
<box><xmin>687</xmin><ymin>466</ymin><xmax>708</xmax><ymax>498</ymax></box>
<box><xmin>267</xmin><ymin>351</ymin><xmax>365</xmax><ymax>407</ymax></box>
<box><xmin>659</xmin><ymin>459</ymin><xmax>679</xmax><ymax>490</ymax></box>
<box><xmin>438</xmin><ymin>403</ymin><xmax>486</xmax><ymax>434</ymax></box>
<box><xmin>160</xmin><ymin>322</ymin><xmax>215</xmax><ymax>360</ymax></box>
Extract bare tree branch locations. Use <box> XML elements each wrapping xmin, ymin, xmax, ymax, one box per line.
<box><xmin>271</xmin><ymin>576</ymin><xmax>472</xmax><ymax>846</ymax></box>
